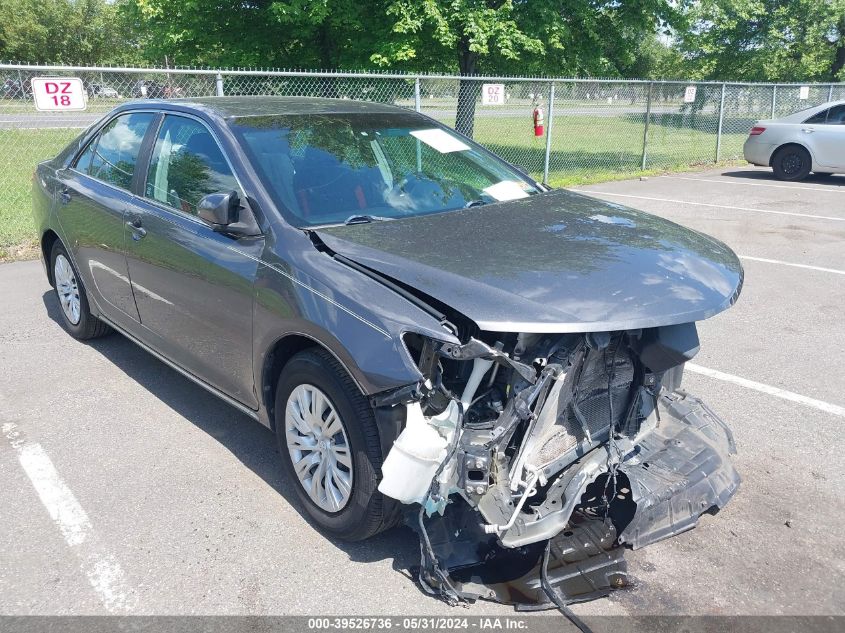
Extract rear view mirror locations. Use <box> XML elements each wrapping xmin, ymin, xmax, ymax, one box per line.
<box><xmin>198</xmin><ymin>191</ymin><xmax>240</xmax><ymax>226</ymax></box>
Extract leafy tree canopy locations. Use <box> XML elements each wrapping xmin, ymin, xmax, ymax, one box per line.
<box><xmin>0</xmin><ymin>0</ymin><xmax>141</xmax><ymax>65</ymax></box>
<box><xmin>677</xmin><ymin>0</ymin><xmax>845</xmax><ymax>81</ymax></box>
<box><xmin>1</xmin><ymin>0</ymin><xmax>843</xmax><ymax>84</ymax></box>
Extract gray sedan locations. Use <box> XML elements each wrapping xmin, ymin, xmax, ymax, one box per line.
<box><xmin>32</xmin><ymin>96</ymin><xmax>743</xmax><ymax>611</ymax></box>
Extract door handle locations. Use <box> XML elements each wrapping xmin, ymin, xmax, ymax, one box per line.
<box><xmin>59</xmin><ymin>187</ymin><xmax>72</xmax><ymax>204</ymax></box>
<box><xmin>125</xmin><ymin>218</ymin><xmax>147</xmax><ymax>240</ymax></box>
<box><xmin>801</xmin><ymin>128</ymin><xmax>815</xmax><ymax>134</ymax></box>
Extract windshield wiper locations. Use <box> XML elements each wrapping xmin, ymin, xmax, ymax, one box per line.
<box><xmin>343</xmin><ymin>214</ymin><xmax>392</xmax><ymax>225</ymax></box>
<box><xmin>464</xmin><ymin>199</ymin><xmax>488</xmax><ymax>208</ymax></box>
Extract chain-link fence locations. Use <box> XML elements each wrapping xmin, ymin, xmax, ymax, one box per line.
<box><xmin>1</xmin><ymin>63</ymin><xmax>843</xmax><ymax>255</ymax></box>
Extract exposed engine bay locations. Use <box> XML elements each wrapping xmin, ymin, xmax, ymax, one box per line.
<box><xmin>374</xmin><ymin>323</ymin><xmax>740</xmax><ymax>610</ymax></box>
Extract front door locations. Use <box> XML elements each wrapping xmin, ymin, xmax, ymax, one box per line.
<box><xmin>810</xmin><ymin>104</ymin><xmax>845</xmax><ymax>169</ymax></box>
<box><xmin>124</xmin><ymin>114</ymin><xmax>262</xmax><ymax>408</ymax></box>
<box><xmin>55</xmin><ymin>112</ymin><xmax>157</xmax><ymax>328</ymax></box>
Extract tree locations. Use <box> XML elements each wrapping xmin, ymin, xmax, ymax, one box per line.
<box><xmin>677</xmin><ymin>0</ymin><xmax>845</xmax><ymax>82</ymax></box>
<box><xmin>373</xmin><ymin>1</ymin><xmax>678</xmax><ymax>137</ymax></box>
<box><xmin>0</xmin><ymin>0</ymin><xmax>141</xmax><ymax>65</ymax></box>
<box><xmin>123</xmin><ymin>0</ymin><xmax>395</xmax><ymax>69</ymax></box>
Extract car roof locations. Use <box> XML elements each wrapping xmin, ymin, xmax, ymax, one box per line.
<box><xmin>124</xmin><ymin>96</ymin><xmax>410</xmax><ymax>120</ymax></box>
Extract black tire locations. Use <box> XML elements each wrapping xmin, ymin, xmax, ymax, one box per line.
<box><xmin>274</xmin><ymin>348</ymin><xmax>400</xmax><ymax>541</ymax></box>
<box><xmin>771</xmin><ymin>145</ymin><xmax>812</xmax><ymax>181</ymax></box>
<box><xmin>50</xmin><ymin>241</ymin><xmax>111</xmax><ymax>340</ymax></box>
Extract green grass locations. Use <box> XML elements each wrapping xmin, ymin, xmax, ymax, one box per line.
<box><xmin>464</xmin><ymin>113</ymin><xmax>751</xmax><ymax>185</ymax></box>
<box><xmin>0</xmin><ymin>111</ymin><xmax>753</xmax><ymax>261</ymax></box>
<box><xmin>0</xmin><ymin>127</ymin><xmax>79</xmax><ymax>260</ymax></box>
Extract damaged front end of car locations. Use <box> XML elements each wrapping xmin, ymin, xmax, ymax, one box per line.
<box><xmin>373</xmin><ymin>323</ymin><xmax>740</xmax><ymax>610</ymax></box>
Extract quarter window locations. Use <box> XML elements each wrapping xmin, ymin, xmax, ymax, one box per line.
<box><xmin>145</xmin><ymin>116</ymin><xmax>238</xmax><ymax>215</ymax></box>
<box><xmin>74</xmin><ymin>112</ymin><xmax>155</xmax><ymax>190</ymax></box>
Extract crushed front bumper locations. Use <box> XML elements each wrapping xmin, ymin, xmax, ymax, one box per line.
<box><xmin>415</xmin><ymin>390</ymin><xmax>740</xmax><ymax>607</ymax></box>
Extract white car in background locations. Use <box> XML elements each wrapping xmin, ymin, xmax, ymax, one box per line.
<box><xmin>743</xmin><ymin>101</ymin><xmax>845</xmax><ymax>180</ymax></box>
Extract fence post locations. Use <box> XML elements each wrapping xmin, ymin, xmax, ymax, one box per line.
<box><xmin>543</xmin><ymin>82</ymin><xmax>555</xmax><ymax>184</ymax></box>
<box><xmin>829</xmin><ymin>84</ymin><xmax>834</xmax><ymax>102</ymax></box>
<box><xmin>215</xmin><ymin>73</ymin><xmax>224</xmax><ymax>97</ymax></box>
<box><xmin>641</xmin><ymin>82</ymin><xmax>653</xmax><ymax>170</ymax></box>
<box><xmin>715</xmin><ymin>83</ymin><xmax>726</xmax><ymax>163</ymax></box>
<box><xmin>414</xmin><ymin>77</ymin><xmax>422</xmax><ymax>171</ymax></box>
<box><xmin>771</xmin><ymin>85</ymin><xmax>777</xmax><ymax>119</ymax></box>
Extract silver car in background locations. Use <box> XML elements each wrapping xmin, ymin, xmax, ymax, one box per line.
<box><xmin>743</xmin><ymin>101</ymin><xmax>845</xmax><ymax>180</ymax></box>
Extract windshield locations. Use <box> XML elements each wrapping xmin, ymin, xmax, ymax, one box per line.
<box><xmin>229</xmin><ymin>111</ymin><xmax>540</xmax><ymax>227</ymax></box>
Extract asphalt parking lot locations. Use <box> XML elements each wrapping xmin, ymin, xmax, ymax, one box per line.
<box><xmin>0</xmin><ymin>166</ymin><xmax>843</xmax><ymax>623</ymax></box>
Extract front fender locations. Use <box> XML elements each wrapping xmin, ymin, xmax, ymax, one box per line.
<box><xmin>252</xmin><ymin>240</ymin><xmax>460</xmax><ymax>421</ymax></box>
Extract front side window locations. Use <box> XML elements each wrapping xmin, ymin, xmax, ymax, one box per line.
<box><xmin>145</xmin><ymin>115</ymin><xmax>239</xmax><ymax>215</ymax></box>
<box><xmin>229</xmin><ymin>112</ymin><xmax>540</xmax><ymax>227</ymax></box>
<box><xmin>75</xmin><ymin>112</ymin><xmax>155</xmax><ymax>190</ymax></box>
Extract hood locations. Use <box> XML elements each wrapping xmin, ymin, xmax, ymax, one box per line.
<box><xmin>316</xmin><ymin>189</ymin><xmax>743</xmax><ymax>333</ymax></box>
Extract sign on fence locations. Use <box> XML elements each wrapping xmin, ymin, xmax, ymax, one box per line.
<box><xmin>799</xmin><ymin>86</ymin><xmax>810</xmax><ymax>100</ymax></box>
<box><xmin>683</xmin><ymin>86</ymin><xmax>697</xmax><ymax>103</ymax></box>
<box><xmin>31</xmin><ymin>77</ymin><xmax>87</xmax><ymax>111</ymax></box>
<box><xmin>481</xmin><ymin>84</ymin><xmax>505</xmax><ymax>106</ymax></box>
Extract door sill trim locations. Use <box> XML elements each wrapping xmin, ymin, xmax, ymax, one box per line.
<box><xmin>98</xmin><ymin>314</ymin><xmax>261</xmax><ymax>422</ymax></box>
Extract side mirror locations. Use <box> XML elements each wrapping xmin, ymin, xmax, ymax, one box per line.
<box><xmin>197</xmin><ymin>191</ymin><xmax>262</xmax><ymax>237</ymax></box>
<box><xmin>198</xmin><ymin>191</ymin><xmax>239</xmax><ymax>227</ymax></box>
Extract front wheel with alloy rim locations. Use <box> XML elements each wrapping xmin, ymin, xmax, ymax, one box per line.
<box><xmin>772</xmin><ymin>145</ymin><xmax>812</xmax><ymax>181</ymax></box>
<box><xmin>274</xmin><ymin>348</ymin><xmax>400</xmax><ymax>541</ymax></box>
<box><xmin>285</xmin><ymin>383</ymin><xmax>354</xmax><ymax>513</ymax></box>
<box><xmin>50</xmin><ymin>242</ymin><xmax>111</xmax><ymax>340</ymax></box>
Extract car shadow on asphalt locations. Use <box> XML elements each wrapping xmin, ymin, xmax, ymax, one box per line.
<box><xmin>41</xmin><ymin>291</ymin><xmax>422</xmax><ymax>579</ymax></box>
<box><xmin>720</xmin><ymin>169</ymin><xmax>845</xmax><ymax>185</ymax></box>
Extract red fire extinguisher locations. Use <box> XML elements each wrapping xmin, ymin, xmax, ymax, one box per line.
<box><xmin>533</xmin><ymin>105</ymin><xmax>544</xmax><ymax>137</ymax></box>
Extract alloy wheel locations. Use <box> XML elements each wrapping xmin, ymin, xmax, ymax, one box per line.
<box><xmin>54</xmin><ymin>254</ymin><xmax>81</xmax><ymax>325</ymax></box>
<box><xmin>285</xmin><ymin>384</ymin><xmax>353</xmax><ymax>512</ymax></box>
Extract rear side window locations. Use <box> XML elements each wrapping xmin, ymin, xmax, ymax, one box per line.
<box><xmin>144</xmin><ymin>115</ymin><xmax>238</xmax><ymax>216</ymax></box>
<box><xmin>74</xmin><ymin>112</ymin><xmax>156</xmax><ymax>190</ymax></box>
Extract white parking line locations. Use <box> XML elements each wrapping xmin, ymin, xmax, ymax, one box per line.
<box><xmin>739</xmin><ymin>255</ymin><xmax>845</xmax><ymax>276</ymax></box>
<box><xmin>664</xmin><ymin>175</ymin><xmax>844</xmax><ymax>193</ymax></box>
<box><xmin>1</xmin><ymin>421</ymin><xmax>137</xmax><ymax>613</ymax></box>
<box><xmin>686</xmin><ymin>364</ymin><xmax>845</xmax><ymax>418</ymax></box>
<box><xmin>581</xmin><ymin>191</ymin><xmax>845</xmax><ymax>222</ymax></box>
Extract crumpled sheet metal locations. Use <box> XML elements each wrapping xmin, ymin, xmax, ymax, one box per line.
<box><xmin>477</xmin><ymin>519</ymin><xmax>628</xmax><ymax>608</ymax></box>
<box><xmin>497</xmin><ymin>389</ymin><xmax>740</xmax><ymax>550</ymax></box>
<box><xmin>414</xmin><ymin>389</ymin><xmax>740</xmax><ymax>609</ymax></box>
<box><xmin>618</xmin><ymin>390</ymin><xmax>740</xmax><ymax>549</ymax></box>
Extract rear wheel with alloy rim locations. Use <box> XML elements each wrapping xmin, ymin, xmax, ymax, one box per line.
<box><xmin>274</xmin><ymin>348</ymin><xmax>400</xmax><ymax>540</ymax></box>
<box><xmin>50</xmin><ymin>241</ymin><xmax>111</xmax><ymax>340</ymax></box>
<box><xmin>54</xmin><ymin>253</ymin><xmax>80</xmax><ymax>325</ymax></box>
<box><xmin>772</xmin><ymin>145</ymin><xmax>811</xmax><ymax>181</ymax></box>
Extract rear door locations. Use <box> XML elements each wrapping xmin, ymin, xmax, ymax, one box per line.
<box><xmin>124</xmin><ymin>113</ymin><xmax>262</xmax><ymax>407</ymax></box>
<box><xmin>56</xmin><ymin>111</ymin><xmax>157</xmax><ymax>329</ymax></box>
<box><xmin>809</xmin><ymin>105</ymin><xmax>845</xmax><ymax>169</ymax></box>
